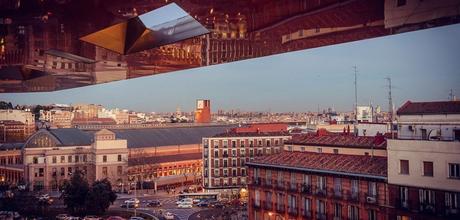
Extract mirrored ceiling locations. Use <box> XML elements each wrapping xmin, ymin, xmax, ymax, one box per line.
<box><xmin>0</xmin><ymin>0</ymin><xmax>459</xmax><ymax>92</ymax></box>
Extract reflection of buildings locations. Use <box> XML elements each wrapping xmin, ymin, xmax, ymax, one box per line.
<box><xmin>202</xmin><ymin>124</ymin><xmax>290</xmax><ymax>197</ymax></box>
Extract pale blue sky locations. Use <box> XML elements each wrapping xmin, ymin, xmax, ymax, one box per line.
<box><xmin>2</xmin><ymin>24</ymin><xmax>460</xmax><ymax>113</ymax></box>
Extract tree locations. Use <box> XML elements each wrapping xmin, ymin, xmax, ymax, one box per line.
<box><xmin>61</xmin><ymin>171</ymin><xmax>89</xmax><ymax>214</ymax></box>
<box><xmin>85</xmin><ymin>179</ymin><xmax>117</xmax><ymax>215</ymax></box>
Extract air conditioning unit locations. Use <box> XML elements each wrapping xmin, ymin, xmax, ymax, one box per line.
<box><xmin>366</xmin><ymin>196</ymin><xmax>376</xmax><ymax>203</ymax></box>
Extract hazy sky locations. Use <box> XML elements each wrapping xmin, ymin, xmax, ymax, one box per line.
<box><xmin>2</xmin><ymin>24</ymin><xmax>460</xmax><ymax>113</ymax></box>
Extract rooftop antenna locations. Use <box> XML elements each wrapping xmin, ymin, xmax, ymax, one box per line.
<box><xmin>385</xmin><ymin>77</ymin><xmax>394</xmax><ymax>139</ymax></box>
<box><xmin>353</xmin><ymin>66</ymin><xmax>358</xmax><ymax>122</ymax></box>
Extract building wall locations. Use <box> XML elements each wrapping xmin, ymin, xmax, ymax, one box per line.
<box><xmin>387</xmin><ymin>139</ymin><xmax>460</xmax><ymax>192</ymax></box>
<box><xmin>0</xmin><ymin>149</ymin><xmax>23</xmax><ymax>184</ymax></box>
<box><xmin>285</xmin><ymin>144</ymin><xmax>387</xmax><ymax>157</ymax></box>
<box><xmin>356</xmin><ymin>123</ymin><xmax>388</xmax><ymax>137</ymax></box>
<box><xmin>397</xmin><ymin>114</ymin><xmax>460</xmax><ymax>140</ymax></box>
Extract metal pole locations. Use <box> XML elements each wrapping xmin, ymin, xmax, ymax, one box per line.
<box><xmin>353</xmin><ymin>66</ymin><xmax>358</xmax><ymax>122</ymax></box>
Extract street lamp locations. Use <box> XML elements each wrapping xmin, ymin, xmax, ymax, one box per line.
<box><xmin>268</xmin><ymin>212</ymin><xmax>285</xmax><ymax>220</ymax></box>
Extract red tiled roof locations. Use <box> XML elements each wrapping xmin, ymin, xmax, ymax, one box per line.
<box><xmin>213</xmin><ymin>131</ymin><xmax>291</xmax><ymax>138</ymax></box>
<box><xmin>397</xmin><ymin>100</ymin><xmax>460</xmax><ymax>115</ymax></box>
<box><xmin>248</xmin><ymin>151</ymin><xmax>387</xmax><ymax>178</ymax></box>
<box><xmin>286</xmin><ymin>133</ymin><xmax>386</xmax><ymax>149</ymax></box>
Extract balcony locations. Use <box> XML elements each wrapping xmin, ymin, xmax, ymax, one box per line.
<box><xmin>301</xmin><ymin>209</ymin><xmax>312</xmax><ymax>219</ymax></box>
<box><xmin>288</xmin><ymin>182</ymin><xmax>298</xmax><ymax>192</ymax></box>
<box><xmin>395</xmin><ymin>199</ymin><xmax>410</xmax><ymax>210</ymax></box>
<box><xmin>344</xmin><ymin>190</ymin><xmax>360</xmax><ymax>203</ymax></box>
<box><xmin>330</xmin><ymin>188</ymin><xmax>343</xmax><ymax>199</ymax></box>
<box><xmin>250</xmin><ymin>177</ymin><xmax>262</xmax><ymax>186</ymax></box>
<box><xmin>420</xmin><ymin>202</ymin><xmax>436</xmax><ymax>214</ymax></box>
<box><xmin>275</xmin><ymin>180</ymin><xmax>286</xmax><ymax>190</ymax></box>
<box><xmin>315</xmin><ymin>211</ymin><xmax>327</xmax><ymax>220</ymax></box>
<box><xmin>301</xmin><ymin>184</ymin><xmax>312</xmax><ymax>194</ymax></box>
<box><xmin>288</xmin><ymin>207</ymin><xmax>298</xmax><ymax>216</ymax></box>
<box><xmin>315</xmin><ymin>187</ymin><xmax>327</xmax><ymax>197</ymax></box>
<box><xmin>252</xmin><ymin>199</ymin><xmax>261</xmax><ymax>210</ymax></box>
<box><xmin>275</xmin><ymin>203</ymin><xmax>285</xmax><ymax>213</ymax></box>
<box><xmin>263</xmin><ymin>201</ymin><xmax>273</xmax><ymax>211</ymax></box>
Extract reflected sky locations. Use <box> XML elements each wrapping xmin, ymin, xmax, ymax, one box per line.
<box><xmin>139</xmin><ymin>3</ymin><xmax>189</xmax><ymax>28</ymax></box>
<box><xmin>2</xmin><ymin>24</ymin><xmax>460</xmax><ymax>113</ymax></box>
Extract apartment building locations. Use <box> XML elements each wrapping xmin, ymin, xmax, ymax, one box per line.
<box><xmin>247</xmin><ymin>151</ymin><xmax>388</xmax><ymax>220</ymax></box>
<box><xmin>202</xmin><ymin>129</ymin><xmax>291</xmax><ymax>197</ymax></box>
<box><xmin>388</xmin><ymin>101</ymin><xmax>460</xmax><ymax>220</ymax></box>
<box><xmin>0</xmin><ymin>143</ymin><xmax>23</xmax><ymax>184</ymax></box>
<box><xmin>0</xmin><ymin>109</ymin><xmax>35</xmax><ymax>142</ymax></box>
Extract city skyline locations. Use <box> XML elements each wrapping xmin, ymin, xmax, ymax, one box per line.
<box><xmin>2</xmin><ymin>24</ymin><xmax>459</xmax><ymax>113</ymax></box>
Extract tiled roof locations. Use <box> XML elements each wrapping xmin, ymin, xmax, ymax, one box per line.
<box><xmin>397</xmin><ymin>100</ymin><xmax>460</xmax><ymax>115</ymax></box>
<box><xmin>128</xmin><ymin>152</ymin><xmax>201</xmax><ymax>166</ymax></box>
<box><xmin>286</xmin><ymin>134</ymin><xmax>386</xmax><ymax>149</ymax></box>
<box><xmin>213</xmin><ymin>131</ymin><xmax>291</xmax><ymax>138</ymax></box>
<box><xmin>248</xmin><ymin>151</ymin><xmax>387</xmax><ymax>178</ymax></box>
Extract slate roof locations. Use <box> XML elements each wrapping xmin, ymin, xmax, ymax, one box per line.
<box><xmin>247</xmin><ymin>151</ymin><xmax>387</xmax><ymax>178</ymax></box>
<box><xmin>129</xmin><ymin>152</ymin><xmax>201</xmax><ymax>166</ymax></box>
<box><xmin>48</xmin><ymin>128</ymin><xmax>93</xmax><ymax>146</ymax></box>
<box><xmin>0</xmin><ymin>143</ymin><xmax>24</xmax><ymax>151</ymax></box>
<box><xmin>397</xmin><ymin>100</ymin><xmax>460</xmax><ymax>115</ymax></box>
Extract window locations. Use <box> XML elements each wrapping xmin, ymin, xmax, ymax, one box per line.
<box><xmin>254</xmin><ymin>190</ymin><xmax>260</xmax><ymax>206</ymax></box>
<box><xmin>118</xmin><ymin>155</ymin><xmax>122</xmax><ymax>162</ymax></box>
<box><xmin>232</xmin><ymin>169</ymin><xmax>237</xmax><ymax>177</ymax></box>
<box><xmin>368</xmin><ymin>209</ymin><xmax>377</xmax><ymax>220</ymax></box>
<box><xmin>334</xmin><ymin>178</ymin><xmax>342</xmax><ymax>196</ymax></box>
<box><xmin>368</xmin><ymin>182</ymin><xmax>377</xmax><ymax>197</ymax></box>
<box><xmin>52</xmin><ymin>156</ymin><xmax>57</xmax><ymax>164</ymax></box>
<box><xmin>83</xmin><ymin>155</ymin><xmax>87</xmax><ymax>162</ymax></box>
<box><xmin>232</xmin><ymin>140</ymin><xmax>236</xmax><ymax>148</ymax></box>
<box><xmin>400</xmin><ymin>186</ymin><xmax>409</xmax><ymax>208</ymax></box>
<box><xmin>213</xmin><ymin>169</ymin><xmax>219</xmax><ymax>177</ymax></box>
<box><xmin>232</xmin><ymin>149</ymin><xmax>236</xmax><ymax>157</ymax></box>
<box><xmin>214</xmin><ymin>159</ymin><xmax>219</xmax><ymax>167</ymax></box>
<box><xmin>215</xmin><ymin>150</ymin><xmax>220</xmax><ymax>157</ymax></box>
<box><xmin>317</xmin><ymin>200</ymin><xmax>326</xmax><ymax>215</ymax></box>
<box><xmin>38</xmin><ymin>168</ymin><xmax>44</xmax><ymax>177</ymax></box>
<box><xmin>348</xmin><ymin>205</ymin><xmax>359</xmax><ymax>220</ymax></box>
<box><xmin>223</xmin><ymin>140</ymin><xmax>227</xmax><ymax>148</ymax></box>
<box><xmin>33</xmin><ymin>157</ymin><xmax>38</xmax><ymax>164</ymax></box>
<box><xmin>303</xmin><ymin>198</ymin><xmax>311</xmax><ymax>216</ymax></box>
<box><xmin>419</xmin><ymin>189</ymin><xmax>435</xmax><ymax>211</ymax></box>
<box><xmin>232</xmin><ymin>159</ymin><xmax>237</xmax><ymax>167</ymax></box>
<box><xmin>287</xmin><ymin>146</ymin><xmax>293</xmax><ymax>151</ymax></box>
<box><xmin>448</xmin><ymin>163</ymin><xmax>460</xmax><ymax>179</ymax></box>
<box><xmin>60</xmin><ymin>156</ymin><xmax>65</xmax><ymax>163</ymax></box>
<box><xmin>60</xmin><ymin>167</ymin><xmax>65</xmax><ymax>176</ymax></box>
<box><xmin>68</xmin><ymin>167</ymin><xmax>72</xmax><ymax>175</ymax></box>
<box><xmin>351</xmin><ymin>179</ymin><xmax>359</xmax><ymax>198</ymax></box>
<box><xmin>317</xmin><ymin>148</ymin><xmax>322</xmax><ymax>153</ymax></box>
<box><xmin>397</xmin><ymin>0</ymin><xmax>406</xmax><ymax>7</ymax></box>
<box><xmin>334</xmin><ymin>203</ymin><xmax>342</xmax><ymax>218</ymax></box>
<box><xmin>423</xmin><ymin>161</ymin><xmax>433</xmax><ymax>177</ymax></box>
<box><xmin>454</xmin><ymin>130</ymin><xmax>460</xmax><ymax>141</ymax></box>
<box><xmin>103</xmin><ymin>155</ymin><xmax>107</xmax><ymax>163</ymax></box>
<box><xmin>241</xmin><ymin>168</ymin><xmax>246</xmax><ymax>176</ymax></box>
<box><xmin>117</xmin><ymin>166</ymin><xmax>123</xmax><ymax>175</ymax></box>
<box><xmin>317</xmin><ymin>176</ymin><xmax>326</xmax><ymax>191</ymax></box>
<box><xmin>300</xmin><ymin>147</ymin><xmax>305</xmax><ymax>152</ymax></box>
<box><xmin>333</xmin><ymin>149</ymin><xmax>339</xmax><ymax>154</ymax></box>
<box><xmin>290</xmin><ymin>173</ymin><xmax>296</xmax><ymax>189</ymax></box>
<box><xmin>52</xmin><ymin>168</ymin><xmax>57</xmax><ymax>177</ymax></box>
<box><xmin>288</xmin><ymin>194</ymin><xmax>297</xmax><ymax>213</ymax></box>
<box><xmin>68</xmin><ymin>155</ymin><xmax>72</xmax><ymax>163</ymax></box>
<box><xmin>400</xmin><ymin>160</ymin><xmax>409</xmax><ymax>174</ymax></box>
<box><xmin>445</xmin><ymin>192</ymin><xmax>459</xmax><ymax>210</ymax></box>
<box><xmin>75</xmin><ymin>155</ymin><xmax>79</xmax><ymax>163</ymax></box>
<box><xmin>102</xmin><ymin>167</ymin><xmax>108</xmax><ymax>176</ymax></box>
<box><xmin>223</xmin><ymin>159</ymin><xmax>228</xmax><ymax>167</ymax></box>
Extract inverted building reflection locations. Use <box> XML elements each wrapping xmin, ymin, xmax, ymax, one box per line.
<box><xmin>0</xmin><ymin>0</ymin><xmax>459</xmax><ymax>92</ymax></box>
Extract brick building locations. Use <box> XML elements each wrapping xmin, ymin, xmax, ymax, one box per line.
<box><xmin>247</xmin><ymin>151</ymin><xmax>388</xmax><ymax>220</ymax></box>
<box><xmin>202</xmin><ymin>124</ymin><xmax>291</xmax><ymax>197</ymax></box>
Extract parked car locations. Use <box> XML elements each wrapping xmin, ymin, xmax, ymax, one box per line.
<box><xmin>106</xmin><ymin>216</ymin><xmax>126</xmax><ymax>220</ymax></box>
<box><xmin>128</xmin><ymin>217</ymin><xmax>144</xmax><ymax>220</ymax></box>
<box><xmin>196</xmin><ymin>200</ymin><xmax>209</xmax><ymax>207</ymax></box>
<box><xmin>177</xmin><ymin>203</ymin><xmax>193</xmax><ymax>208</ymax></box>
<box><xmin>146</xmin><ymin>200</ymin><xmax>162</xmax><ymax>207</ymax></box>
<box><xmin>192</xmin><ymin>198</ymin><xmax>201</xmax><ymax>204</ymax></box>
<box><xmin>56</xmin><ymin>214</ymin><xmax>70</xmax><ymax>220</ymax></box>
<box><xmin>124</xmin><ymin>198</ymin><xmax>140</xmax><ymax>204</ymax></box>
<box><xmin>84</xmin><ymin>215</ymin><xmax>102</xmax><ymax>220</ymax></box>
<box><xmin>175</xmin><ymin>198</ymin><xmax>193</xmax><ymax>205</ymax></box>
<box><xmin>163</xmin><ymin>212</ymin><xmax>174</xmax><ymax>220</ymax></box>
<box><xmin>210</xmin><ymin>201</ymin><xmax>224</xmax><ymax>208</ymax></box>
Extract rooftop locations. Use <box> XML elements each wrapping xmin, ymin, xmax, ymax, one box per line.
<box><xmin>212</xmin><ymin>131</ymin><xmax>291</xmax><ymax>138</ymax></box>
<box><xmin>286</xmin><ymin>133</ymin><xmax>386</xmax><ymax>149</ymax></box>
<box><xmin>128</xmin><ymin>152</ymin><xmax>201</xmax><ymax>166</ymax></box>
<box><xmin>248</xmin><ymin>151</ymin><xmax>387</xmax><ymax>179</ymax></box>
<box><xmin>397</xmin><ymin>100</ymin><xmax>460</xmax><ymax>115</ymax></box>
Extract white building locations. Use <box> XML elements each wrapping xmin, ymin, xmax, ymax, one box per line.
<box><xmin>356</xmin><ymin>105</ymin><xmax>373</xmax><ymax>122</ymax></box>
<box><xmin>355</xmin><ymin>123</ymin><xmax>388</xmax><ymax>136</ymax></box>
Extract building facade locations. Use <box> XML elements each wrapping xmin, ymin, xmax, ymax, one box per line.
<box><xmin>387</xmin><ymin>101</ymin><xmax>460</xmax><ymax>220</ymax></box>
<box><xmin>247</xmin><ymin>151</ymin><xmax>388</xmax><ymax>220</ymax></box>
<box><xmin>23</xmin><ymin>128</ymin><xmax>128</xmax><ymax>191</ymax></box>
<box><xmin>0</xmin><ymin>143</ymin><xmax>23</xmax><ymax>185</ymax></box>
<box><xmin>202</xmin><ymin>131</ymin><xmax>291</xmax><ymax>197</ymax></box>
<box><xmin>0</xmin><ymin>109</ymin><xmax>35</xmax><ymax>141</ymax></box>
<box><xmin>195</xmin><ymin>99</ymin><xmax>211</xmax><ymax>123</ymax></box>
